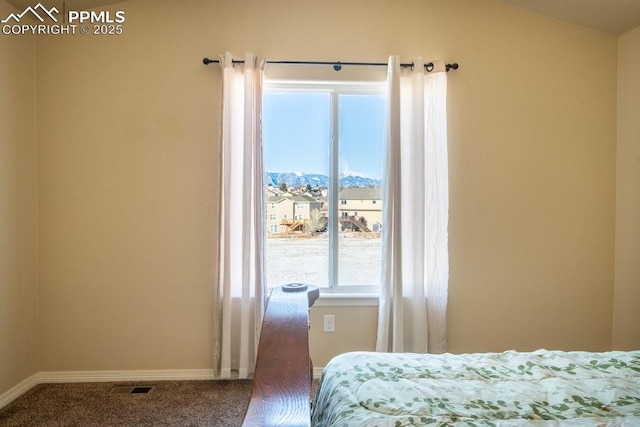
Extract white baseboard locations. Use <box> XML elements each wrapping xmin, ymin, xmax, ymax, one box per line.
<box><xmin>37</xmin><ymin>369</ymin><xmax>217</xmax><ymax>383</ymax></box>
<box><xmin>0</xmin><ymin>374</ymin><xmax>40</xmax><ymax>410</ymax></box>
<box><xmin>313</xmin><ymin>366</ymin><xmax>324</xmax><ymax>379</ymax></box>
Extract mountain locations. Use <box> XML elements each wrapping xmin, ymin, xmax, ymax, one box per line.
<box><xmin>265</xmin><ymin>172</ymin><xmax>328</xmax><ymax>187</ymax></box>
<box><xmin>338</xmin><ymin>172</ymin><xmax>382</xmax><ymax>188</ymax></box>
<box><xmin>266</xmin><ymin>171</ymin><xmax>381</xmax><ymax>188</ymax></box>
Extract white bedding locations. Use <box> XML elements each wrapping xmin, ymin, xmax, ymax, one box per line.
<box><xmin>312</xmin><ymin>349</ymin><xmax>640</xmax><ymax>426</ymax></box>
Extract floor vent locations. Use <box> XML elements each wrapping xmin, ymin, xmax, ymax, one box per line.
<box><xmin>110</xmin><ymin>386</ymin><xmax>154</xmax><ymax>394</ymax></box>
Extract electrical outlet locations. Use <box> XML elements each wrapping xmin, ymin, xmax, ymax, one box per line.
<box><xmin>323</xmin><ymin>314</ymin><xmax>335</xmax><ymax>333</ymax></box>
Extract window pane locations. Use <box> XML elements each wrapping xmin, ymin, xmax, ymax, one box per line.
<box><xmin>263</xmin><ymin>86</ymin><xmax>385</xmax><ymax>291</ymax></box>
<box><xmin>337</xmin><ymin>94</ymin><xmax>385</xmax><ymax>286</ymax></box>
<box><xmin>263</xmin><ymin>91</ymin><xmax>330</xmax><ymax>288</ymax></box>
<box><xmin>263</xmin><ymin>91</ymin><xmax>330</xmax><ymax>176</ymax></box>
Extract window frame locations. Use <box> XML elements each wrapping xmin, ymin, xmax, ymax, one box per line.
<box><xmin>263</xmin><ymin>79</ymin><xmax>385</xmax><ymax>295</ymax></box>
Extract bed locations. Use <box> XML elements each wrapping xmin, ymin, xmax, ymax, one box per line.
<box><xmin>242</xmin><ymin>285</ymin><xmax>640</xmax><ymax>426</ymax></box>
<box><xmin>312</xmin><ymin>349</ymin><xmax>640</xmax><ymax>426</ymax></box>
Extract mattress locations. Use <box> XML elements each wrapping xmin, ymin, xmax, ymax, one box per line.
<box><xmin>311</xmin><ymin>349</ymin><xmax>640</xmax><ymax>426</ymax></box>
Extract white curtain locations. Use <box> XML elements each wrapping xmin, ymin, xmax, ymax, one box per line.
<box><xmin>214</xmin><ymin>52</ymin><xmax>267</xmax><ymax>379</ymax></box>
<box><xmin>376</xmin><ymin>56</ymin><xmax>449</xmax><ymax>354</ymax></box>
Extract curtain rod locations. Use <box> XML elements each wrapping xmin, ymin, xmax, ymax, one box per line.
<box><xmin>202</xmin><ymin>57</ymin><xmax>459</xmax><ymax>72</ymax></box>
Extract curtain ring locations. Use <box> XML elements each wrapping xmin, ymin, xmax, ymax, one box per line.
<box><xmin>425</xmin><ymin>62</ymin><xmax>435</xmax><ymax>72</ymax></box>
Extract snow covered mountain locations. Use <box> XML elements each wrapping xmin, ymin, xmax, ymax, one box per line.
<box><xmin>266</xmin><ymin>171</ymin><xmax>380</xmax><ymax>188</ymax></box>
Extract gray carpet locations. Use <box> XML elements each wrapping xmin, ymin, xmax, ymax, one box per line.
<box><xmin>0</xmin><ymin>380</ymin><xmax>252</xmax><ymax>426</ymax></box>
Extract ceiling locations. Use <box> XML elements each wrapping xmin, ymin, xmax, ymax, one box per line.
<box><xmin>6</xmin><ymin>0</ymin><xmax>640</xmax><ymax>35</ymax></box>
<box><xmin>496</xmin><ymin>0</ymin><xmax>640</xmax><ymax>35</ymax></box>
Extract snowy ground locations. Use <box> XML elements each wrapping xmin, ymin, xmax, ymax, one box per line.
<box><xmin>265</xmin><ymin>235</ymin><xmax>381</xmax><ymax>288</ymax></box>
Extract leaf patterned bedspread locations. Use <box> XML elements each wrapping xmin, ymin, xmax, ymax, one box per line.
<box><xmin>311</xmin><ymin>350</ymin><xmax>640</xmax><ymax>426</ymax></box>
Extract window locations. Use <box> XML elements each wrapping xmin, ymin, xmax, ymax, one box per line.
<box><xmin>263</xmin><ymin>81</ymin><xmax>385</xmax><ymax>293</ymax></box>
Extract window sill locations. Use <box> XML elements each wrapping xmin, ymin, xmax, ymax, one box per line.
<box><xmin>314</xmin><ymin>292</ymin><xmax>379</xmax><ymax>307</ymax></box>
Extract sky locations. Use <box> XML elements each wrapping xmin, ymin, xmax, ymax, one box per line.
<box><xmin>263</xmin><ymin>90</ymin><xmax>386</xmax><ymax>180</ymax></box>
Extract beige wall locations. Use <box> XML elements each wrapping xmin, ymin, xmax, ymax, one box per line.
<box><xmin>35</xmin><ymin>1</ymin><xmax>218</xmax><ymax>371</ymax></box>
<box><xmin>28</xmin><ymin>0</ymin><xmax>618</xmax><ymax>373</ymax></box>
<box><xmin>310</xmin><ymin>305</ymin><xmax>378</xmax><ymax>367</ymax></box>
<box><xmin>613</xmin><ymin>25</ymin><xmax>640</xmax><ymax>350</ymax></box>
<box><xmin>0</xmin><ymin>0</ymin><xmax>39</xmax><ymax>394</ymax></box>
<box><xmin>446</xmin><ymin>5</ymin><xmax>616</xmax><ymax>353</ymax></box>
